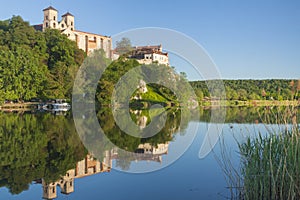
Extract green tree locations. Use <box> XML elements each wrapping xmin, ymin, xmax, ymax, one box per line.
<box><xmin>115</xmin><ymin>37</ymin><xmax>133</xmax><ymax>56</ymax></box>
<box><xmin>0</xmin><ymin>16</ymin><xmax>85</xmax><ymax>100</ymax></box>
<box><xmin>43</xmin><ymin>29</ymin><xmax>85</xmax><ymax>99</ymax></box>
<box><xmin>0</xmin><ymin>46</ymin><xmax>48</xmax><ymax>100</ymax></box>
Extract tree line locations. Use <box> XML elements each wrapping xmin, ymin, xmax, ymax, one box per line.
<box><xmin>191</xmin><ymin>79</ymin><xmax>300</xmax><ymax>101</ymax></box>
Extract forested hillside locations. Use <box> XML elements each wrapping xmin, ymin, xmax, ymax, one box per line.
<box><xmin>0</xmin><ymin>16</ymin><xmax>85</xmax><ymax>102</ymax></box>
<box><xmin>191</xmin><ymin>79</ymin><xmax>300</xmax><ymax>101</ymax></box>
<box><xmin>0</xmin><ymin>16</ymin><xmax>298</xmax><ymax>105</ymax></box>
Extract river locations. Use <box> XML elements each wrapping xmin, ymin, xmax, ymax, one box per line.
<box><xmin>0</xmin><ymin>106</ymin><xmax>298</xmax><ymax>199</ymax></box>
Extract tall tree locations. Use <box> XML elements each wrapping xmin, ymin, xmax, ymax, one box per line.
<box><xmin>115</xmin><ymin>37</ymin><xmax>133</xmax><ymax>56</ymax></box>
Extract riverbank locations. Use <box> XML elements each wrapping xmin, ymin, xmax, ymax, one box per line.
<box><xmin>200</xmin><ymin>99</ymin><xmax>300</xmax><ymax>107</ymax></box>
<box><xmin>1</xmin><ymin>99</ymin><xmax>299</xmax><ymax>111</ymax></box>
<box><xmin>0</xmin><ymin>102</ymin><xmax>40</xmax><ymax>109</ymax></box>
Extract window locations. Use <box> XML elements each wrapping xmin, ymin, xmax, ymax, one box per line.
<box><xmin>71</xmin><ymin>21</ymin><xmax>73</xmax><ymax>26</ymax></box>
<box><xmin>53</xmin><ymin>23</ymin><xmax>56</xmax><ymax>28</ymax></box>
<box><xmin>71</xmin><ymin>28</ymin><xmax>73</xmax><ymax>31</ymax></box>
<box><xmin>53</xmin><ymin>16</ymin><xmax>56</xmax><ymax>20</ymax></box>
<box><xmin>101</xmin><ymin>38</ymin><xmax>104</xmax><ymax>48</ymax></box>
<box><xmin>45</xmin><ymin>22</ymin><xmax>48</xmax><ymax>27</ymax></box>
<box><xmin>61</xmin><ymin>24</ymin><xmax>64</xmax><ymax>28</ymax></box>
<box><xmin>46</xmin><ymin>16</ymin><xmax>48</xmax><ymax>20</ymax></box>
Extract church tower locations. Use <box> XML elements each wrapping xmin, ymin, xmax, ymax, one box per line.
<box><xmin>61</xmin><ymin>12</ymin><xmax>75</xmax><ymax>31</ymax></box>
<box><xmin>42</xmin><ymin>180</ymin><xmax>57</xmax><ymax>199</ymax></box>
<box><xmin>60</xmin><ymin>179</ymin><xmax>74</xmax><ymax>194</ymax></box>
<box><xmin>43</xmin><ymin>6</ymin><xmax>58</xmax><ymax>31</ymax></box>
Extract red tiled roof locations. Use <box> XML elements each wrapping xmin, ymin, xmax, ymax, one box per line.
<box><xmin>73</xmin><ymin>30</ymin><xmax>110</xmax><ymax>38</ymax></box>
<box><xmin>134</xmin><ymin>45</ymin><xmax>161</xmax><ymax>50</ymax></box>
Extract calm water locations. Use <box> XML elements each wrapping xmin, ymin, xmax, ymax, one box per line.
<box><xmin>0</xmin><ymin>106</ymin><xmax>298</xmax><ymax>200</ymax></box>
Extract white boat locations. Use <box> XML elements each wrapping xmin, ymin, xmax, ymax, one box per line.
<box><xmin>45</xmin><ymin>99</ymin><xmax>71</xmax><ymax>111</ymax></box>
<box><xmin>52</xmin><ymin>102</ymin><xmax>71</xmax><ymax>109</ymax></box>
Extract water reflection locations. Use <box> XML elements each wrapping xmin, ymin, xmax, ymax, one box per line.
<box><xmin>39</xmin><ymin>154</ymin><xmax>112</xmax><ymax>199</ymax></box>
<box><xmin>0</xmin><ymin>111</ymin><xmax>86</xmax><ymax>195</ymax></box>
<box><xmin>0</xmin><ymin>106</ymin><xmax>298</xmax><ymax>199</ymax></box>
<box><xmin>0</xmin><ymin>108</ymin><xmax>180</xmax><ymax>198</ymax></box>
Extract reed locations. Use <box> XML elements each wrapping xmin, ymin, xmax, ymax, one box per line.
<box><xmin>218</xmin><ymin>105</ymin><xmax>299</xmax><ymax>199</ymax></box>
<box><xmin>239</xmin><ymin>126</ymin><xmax>299</xmax><ymax>199</ymax></box>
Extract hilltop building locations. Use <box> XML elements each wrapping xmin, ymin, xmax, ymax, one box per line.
<box><xmin>130</xmin><ymin>45</ymin><xmax>169</xmax><ymax>65</ymax></box>
<box><xmin>34</xmin><ymin>6</ymin><xmax>112</xmax><ymax>58</ymax></box>
<box><xmin>113</xmin><ymin>44</ymin><xmax>169</xmax><ymax>65</ymax></box>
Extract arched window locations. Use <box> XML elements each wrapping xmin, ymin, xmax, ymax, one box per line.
<box><xmin>45</xmin><ymin>22</ymin><xmax>48</xmax><ymax>27</ymax></box>
<box><xmin>53</xmin><ymin>23</ymin><xmax>56</xmax><ymax>28</ymax></box>
<box><xmin>53</xmin><ymin>16</ymin><xmax>56</xmax><ymax>20</ymax></box>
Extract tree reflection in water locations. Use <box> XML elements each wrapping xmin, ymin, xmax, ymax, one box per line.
<box><xmin>0</xmin><ymin>107</ymin><xmax>188</xmax><ymax>198</ymax></box>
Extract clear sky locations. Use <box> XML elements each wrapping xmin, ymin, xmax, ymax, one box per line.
<box><xmin>0</xmin><ymin>0</ymin><xmax>299</xmax><ymax>80</ymax></box>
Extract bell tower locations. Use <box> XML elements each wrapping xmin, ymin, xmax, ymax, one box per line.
<box><xmin>42</xmin><ymin>180</ymin><xmax>57</xmax><ymax>199</ymax></box>
<box><xmin>61</xmin><ymin>12</ymin><xmax>75</xmax><ymax>31</ymax></box>
<box><xmin>43</xmin><ymin>6</ymin><xmax>58</xmax><ymax>31</ymax></box>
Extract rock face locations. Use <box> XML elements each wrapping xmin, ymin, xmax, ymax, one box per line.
<box><xmin>132</xmin><ymin>80</ymin><xmax>148</xmax><ymax>100</ymax></box>
<box><xmin>138</xmin><ymin>80</ymin><xmax>148</xmax><ymax>94</ymax></box>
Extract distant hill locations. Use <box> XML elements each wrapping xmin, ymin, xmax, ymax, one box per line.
<box><xmin>190</xmin><ymin>79</ymin><xmax>300</xmax><ymax>101</ymax></box>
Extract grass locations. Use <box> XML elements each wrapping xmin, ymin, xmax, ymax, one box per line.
<box><xmin>139</xmin><ymin>86</ymin><xmax>168</xmax><ymax>103</ymax></box>
<box><xmin>217</xmin><ymin>105</ymin><xmax>300</xmax><ymax>200</ymax></box>
<box><xmin>239</xmin><ymin>128</ymin><xmax>299</xmax><ymax>199</ymax></box>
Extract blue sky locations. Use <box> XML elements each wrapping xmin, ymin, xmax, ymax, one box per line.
<box><xmin>0</xmin><ymin>0</ymin><xmax>299</xmax><ymax>80</ymax></box>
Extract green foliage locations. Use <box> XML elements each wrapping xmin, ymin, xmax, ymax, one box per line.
<box><xmin>191</xmin><ymin>79</ymin><xmax>300</xmax><ymax>101</ymax></box>
<box><xmin>239</xmin><ymin>130</ymin><xmax>300</xmax><ymax>199</ymax></box>
<box><xmin>0</xmin><ymin>112</ymin><xmax>87</xmax><ymax>194</ymax></box>
<box><xmin>96</xmin><ymin>59</ymin><xmax>194</xmax><ymax>106</ymax></box>
<box><xmin>197</xmin><ymin>106</ymin><xmax>300</xmax><ymax>124</ymax></box>
<box><xmin>96</xmin><ymin>58</ymin><xmax>139</xmax><ymax>105</ymax></box>
<box><xmin>0</xmin><ymin>16</ymin><xmax>85</xmax><ymax>101</ymax></box>
<box><xmin>97</xmin><ymin>107</ymin><xmax>184</xmax><ymax>153</ymax></box>
<box><xmin>0</xmin><ymin>46</ymin><xmax>48</xmax><ymax>100</ymax></box>
<box><xmin>138</xmin><ymin>86</ymin><xmax>168</xmax><ymax>103</ymax></box>
<box><xmin>115</xmin><ymin>37</ymin><xmax>133</xmax><ymax>55</ymax></box>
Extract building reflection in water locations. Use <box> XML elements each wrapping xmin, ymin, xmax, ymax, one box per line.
<box><xmin>40</xmin><ymin>142</ymin><xmax>169</xmax><ymax>199</ymax></box>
